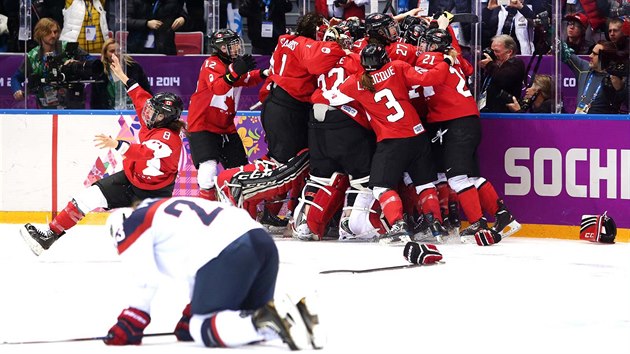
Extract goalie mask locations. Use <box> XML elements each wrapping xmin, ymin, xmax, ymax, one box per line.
<box><xmin>210</xmin><ymin>29</ymin><xmax>244</xmax><ymax>63</ymax></box>
<box><xmin>365</xmin><ymin>13</ymin><xmax>399</xmax><ymax>44</ymax></box>
<box><xmin>580</xmin><ymin>213</ymin><xmax>617</xmax><ymax>243</ymax></box>
<box><xmin>141</xmin><ymin>92</ymin><xmax>184</xmax><ymax>129</ymax></box>
<box><xmin>323</xmin><ymin>25</ymin><xmax>354</xmax><ymax>50</ymax></box>
<box><xmin>105</xmin><ymin>208</ymin><xmax>134</xmax><ymax>250</ymax></box>
<box><xmin>424</xmin><ymin>28</ymin><xmax>452</xmax><ymax>53</ymax></box>
<box><xmin>361</xmin><ymin>43</ymin><xmax>389</xmax><ymax>72</ymax></box>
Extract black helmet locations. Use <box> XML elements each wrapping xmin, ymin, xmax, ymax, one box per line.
<box><xmin>142</xmin><ymin>92</ymin><xmax>184</xmax><ymax>129</ymax></box>
<box><xmin>323</xmin><ymin>25</ymin><xmax>354</xmax><ymax>50</ymax></box>
<box><xmin>361</xmin><ymin>43</ymin><xmax>389</xmax><ymax>71</ymax></box>
<box><xmin>365</xmin><ymin>13</ymin><xmax>399</xmax><ymax>44</ymax></box>
<box><xmin>424</xmin><ymin>28</ymin><xmax>452</xmax><ymax>53</ymax></box>
<box><xmin>403</xmin><ymin>24</ymin><xmax>427</xmax><ymax>47</ymax></box>
<box><xmin>210</xmin><ymin>29</ymin><xmax>244</xmax><ymax>63</ymax></box>
<box><xmin>399</xmin><ymin>15</ymin><xmax>421</xmax><ymax>34</ymax></box>
<box><xmin>345</xmin><ymin>17</ymin><xmax>365</xmax><ymax>40</ymax></box>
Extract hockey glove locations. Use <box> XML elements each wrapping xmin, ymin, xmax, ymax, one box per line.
<box><xmin>403</xmin><ymin>242</ymin><xmax>443</xmax><ymax>265</ymax></box>
<box><xmin>174</xmin><ymin>303</ymin><xmax>194</xmax><ymax>342</ymax></box>
<box><xmin>226</xmin><ymin>54</ymin><xmax>258</xmax><ymax>84</ymax></box>
<box><xmin>474</xmin><ymin>229</ymin><xmax>501</xmax><ymax>246</ymax></box>
<box><xmin>104</xmin><ymin>307</ymin><xmax>151</xmax><ymax>345</ymax></box>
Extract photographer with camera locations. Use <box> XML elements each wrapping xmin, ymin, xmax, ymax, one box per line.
<box><xmin>478</xmin><ymin>34</ymin><xmax>526</xmax><ymax>113</ymax></box>
<box><xmin>561</xmin><ymin>39</ymin><xmax>628</xmax><ymax>114</ymax></box>
<box><xmin>506</xmin><ymin>74</ymin><xmax>555</xmax><ymax>113</ymax></box>
<box><xmin>11</xmin><ymin>18</ymin><xmax>96</xmax><ymax>109</ymax></box>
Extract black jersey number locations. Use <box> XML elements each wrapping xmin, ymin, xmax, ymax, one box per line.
<box><xmin>164</xmin><ymin>200</ymin><xmax>223</xmax><ymax>226</ymax></box>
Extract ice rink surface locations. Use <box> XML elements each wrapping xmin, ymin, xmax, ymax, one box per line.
<box><xmin>1</xmin><ymin>224</ymin><xmax>629</xmax><ymax>354</ymax></box>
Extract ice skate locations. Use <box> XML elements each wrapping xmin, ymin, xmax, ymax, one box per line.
<box><xmin>378</xmin><ymin>220</ymin><xmax>412</xmax><ymax>246</ymax></box>
<box><xmin>253</xmin><ymin>297</ymin><xmax>311</xmax><ymax>350</ymax></box>
<box><xmin>296</xmin><ymin>297</ymin><xmax>325</xmax><ymax>349</ymax></box>
<box><xmin>338</xmin><ymin>217</ymin><xmax>378</xmax><ymax>242</ymax></box>
<box><xmin>448</xmin><ymin>202</ymin><xmax>461</xmax><ymax>229</ymax></box>
<box><xmin>260</xmin><ymin>208</ymin><xmax>289</xmax><ymax>235</ymax></box>
<box><xmin>20</xmin><ymin>223</ymin><xmax>60</xmax><ymax>256</ymax></box>
<box><xmin>491</xmin><ymin>200</ymin><xmax>521</xmax><ymax>238</ymax></box>
<box><xmin>459</xmin><ymin>217</ymin><xmax>488</xmax><ymax>244</ymax></box>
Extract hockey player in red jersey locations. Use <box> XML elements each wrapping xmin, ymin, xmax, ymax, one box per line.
<box><xmin>352</xmin><ymin>13</ymin><xmax>420</xmax><ymax>65</ymax></box>
<box><xmin>416</xmin><ymin>28</ymin><xmax>520</xmax><ymax>243</ymax></box>
<box><xmin>187</xmin><ymin>29</ymin><xmax>267</xmax><ymax>201</ymax></box>
<box><xmin>315</xmin><ymin>43</ymin><xmax>453</xmax><ymax>245</ymax></box>
<box><xmin>102</xmin><ymin>197</ymin><xmax>321</xmax><ymax>350</ymax></box>
<box><xmin>20</xmin><ymin>54</ymin><xmax>186</xmax><ymax>256</ymax></box>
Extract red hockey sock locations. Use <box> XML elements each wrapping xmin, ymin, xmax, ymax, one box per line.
<box><xmin>378</xmin><ymin>190</ymin><xmax>404</xmax><ymax>225</ymax></box>
<box><xmin>477</xmin><ymin>181</ymin><xmax>500</xmax><ymax>216</ymax></box>
<box><xmin>457</xmin><ymin>187</ymin><xmax>483</xmax><ymax>223</ymax></box>
<box><xmin>198</xmin><ymin>187</ymin><xmax>217</xmax><ymax>201</ymax></box>
<box><xmin>418</xmin><ymin>188</ymin><xmax>442</xmax><ymax>222</ymax></box>
<box><xmin>399</xmin><ymin>183</ymin><xmax>418</xmax><ymax>217</ymax></box>
<box><xmin>265</xmin><ymin>194</ymin><xmax>285</xmax><ymax>215</ymax></box>
<box><xmin>436</xmin><ymin>182</ymin><xmax>449</xmax><ymax>215</ymax></box>
<box><xmin>49</xmin><ymin>200</ymin><xmax>84</xmax><ymax>235</ymax></box>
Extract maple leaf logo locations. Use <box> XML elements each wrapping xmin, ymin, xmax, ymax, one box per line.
<box><xmin>225</xmin><ymin>96</ymin><xmax>236</xmax><ymax>113</ymax></box>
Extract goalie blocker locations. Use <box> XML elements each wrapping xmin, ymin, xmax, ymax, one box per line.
<box><xmin>580</xmin><ymin>213</ymin><xmax>616</xmax><ymax>244</ymax></box>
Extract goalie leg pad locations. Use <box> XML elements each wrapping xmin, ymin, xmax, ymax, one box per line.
<box><xmin>305</xmin><ymin>173</ymin><xmax>350</xmax><ymax>240</ymax></box>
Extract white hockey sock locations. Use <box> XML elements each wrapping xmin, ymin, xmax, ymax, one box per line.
<box><xmin>189</xmin><ymin>310</ymin><xmax>264</xmax><ymax>348</ymax></box>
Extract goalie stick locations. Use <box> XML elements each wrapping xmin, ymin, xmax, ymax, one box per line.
<box><xmin>319</xmin><ymin>261</ymin><xmax>444</xmax><ymax>274</ymax></box>
<box><xmin>1</xmin><ymin>332</ymin><xmax>174</xmax><ymax>345</ymax></box>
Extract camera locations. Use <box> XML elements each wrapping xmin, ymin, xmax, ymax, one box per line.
<box><xmin>532</xmin><ymin>11</ymin><xmax>551</xmax><ymax>55</ymax></box>
<box><xmin>333</xmin><ymin>0</ymin><xmax>348</xmax><ymax>7</ymax></box>
<box><xmin>610</xmin><ymin>3</ymin><xmax>630</xmax><ymax>17</ymax></box>
<box><xmin>33</xmin><ymin>42</ymin><xmax>103</xmax><ymax>87</ymax></box>
<box><xmin>497</xmin><ymin>89</ymin><xmax>514</xmax><ymax>103</ymax></box>
<box><xmin>600</xmin><ymin>49</ymin><xmax>629</xmax><ymax>78</ymax></box>
<box><xmin>481</xmin><ymin>47</ymin><xmax>497</xmax><ymax>61</ymax></box>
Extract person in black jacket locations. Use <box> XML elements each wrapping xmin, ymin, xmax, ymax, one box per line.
<box><xmin>239</xmin><ymin>0</ymin><xmax>292</xmax><ymax>54</ymax></box>
<box><xmin>126</xmin><ymin>0</ymin><xmax>188</xmax><ymax>55</ymax></box>
<box><xmin>91</xmin><ymin>38</ymin><xmax>152</xmax><ymax>109</ymax></box>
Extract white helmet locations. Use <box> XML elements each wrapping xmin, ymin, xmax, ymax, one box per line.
<box><xmin>105</xmin><ymin>208</ymin><xmax>134</xmax><ymax>249</ymax></box>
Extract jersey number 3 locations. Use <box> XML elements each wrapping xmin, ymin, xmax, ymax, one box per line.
<box><xmin>374</xmin><ymin>88</ymin><xmax>404</xmax><ymax>122</ymax></box>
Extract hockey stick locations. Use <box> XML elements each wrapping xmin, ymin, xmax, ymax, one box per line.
<box><xmin>1</xmin><ymin>332</ymin><xmax>174</xmax><ymax>345</ymax></box>
<box><xmin>450</xmin><ymin>13</ymin><xmax>479</xmax><ymax>24</ymax></box>
<box><xmin>320</xmin><ymin>263</ymin><xmax>423</xmax><ymax>274</ymax></box>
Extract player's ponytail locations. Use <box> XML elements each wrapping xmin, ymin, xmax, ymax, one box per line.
<box><xmin>360</xmin><ymin>72</ymin><xmax>376</xmax><ymax>93</ymax></box>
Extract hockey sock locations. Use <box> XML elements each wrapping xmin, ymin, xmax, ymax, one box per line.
<box><xmin>449</xmin><ymin>186</ymin><xmax>458</xmax><ymax>204</ymax></box>
<box><xmin>436</xmin><ymin>182</ymin><xmax>450</xmax><ymax>216</ymax></box>
<box><xmin>49</xmin><ymin>200</ymin><xmax>84</xmax><ymax>235</ymax></box>
<box><xmin>457</xmin><ymin>187</ymin><xmax>483</xmax><ymax>223</ymax></box>
<box><xmin>378</xmin><ymin>190</ymin><xmax>404</xmax><ymax>225</ymax></box>
<box><xmin>477</xmin><ymin>180</ymin><xmax>500</xmax><ymax>216</ymax></box>
<box><xmin>399</xmin><ymin>183</ymin><xmax>418</xmax><ymax>217</ymax></box>
<box><xmin>417</xmin><ymin>187</ymin><xmax>442</xmax><ymax>222</ymax></box>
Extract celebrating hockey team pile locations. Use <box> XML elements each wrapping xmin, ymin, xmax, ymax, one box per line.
<box><xmin>18</xmin><ymin>7</ymin><xmax>528</xmax><ymax>350</ymax></box>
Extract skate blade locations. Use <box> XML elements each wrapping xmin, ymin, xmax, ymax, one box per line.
<box><xmin>19</xmin><ymin>227</ymin><xmax>44</xmax><ymax>256</ymax></box>
<box><xmin>459</xmin><ymin>235</ymin><xmax>476</xmax><ymax>244</ymax></box>
<box><xmin>378</xmin><ymin>234</ymin><xmax>412</xmax><ymax>246</ymax></box>
<box><xmin>296</xmin><ymin>297</ymin><xmax>326</xmax><ymax>349</ymax></box>
<box><xmin>274</xmin><ymin>294</ymin><xmax>312</xmax><ymax>350</ymax></box>
<box><xmin>498</xmin><ymin>220</ymin><xmax>522</xmax><ymax>238</ymax></box>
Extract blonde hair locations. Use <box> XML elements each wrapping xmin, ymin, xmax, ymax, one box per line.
<box><xmin>533</xmin><ymin>74</ymin><xmax>553</xmax><ymax>100</ymax></box>
<box><xmin>33</xmin><ymin>18</ymin><xmax>60</xmax><ymax>44</ymax></box>
<box><xmin>101</xmin><ymin>38</ymin><xmax>135</xmax><ymax>74</ymax></box>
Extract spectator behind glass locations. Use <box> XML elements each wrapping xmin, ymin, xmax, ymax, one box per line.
<box><xmin>126</xmin><ymin>0</ymin><xmax>188</xmax><ymax>55</ymax></box>
<box><xmin>327</xmin><ymin>0</ymin><xmax>368</xmax><ymax>20</ymax></box>
<box><xmin>239</xmin><ymin>0</ymin><xmax>292</xmax><ymax>55</ymax></box>
<box><xmin>91</xmin><ymin>38</ymin><xmax>152</xmax><ymax>109</ymax></box>
<box><xmin>608</xmin><ymin>17</ymin><xmax>629</xmax><ymax>51</ymax></box>
<box><xmin>561</xmin><ymin>39</ymin><xmax>628</xmax><ymax>114</ymax></box>
<box><xmin>59</xmin><ymin>0</ymin><xmax>110</xmax><ymax>54</ymax></box>
<box><xmin>11</xmin><ymin>18</ymin><xmax>91</xmax><ymax>109</ymax></box>
<box><xmin>507</xmin><ymin>74</ymin><xmax>555</xmax><ymax>113</ymax></box>
<box><xmin>1</xmin><ymin>0</ymin><xmax>64</xmax><ymax>53</ymax></box>
<box><xmin>478</xmin><ymin>34</ymin><xmax>526</xmax><ymax>113</ymax></box>
<box><xmin>481</xmin><ymin>0</ymin><xmax>536</xmax><ymax>55</ymax></box>
<box><xmin>564</xmin><ymin>12</ymin><xmax>593</xmax><ymax>55</ymax></box>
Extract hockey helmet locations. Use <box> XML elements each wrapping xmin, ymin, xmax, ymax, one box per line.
<box><xmin>210</xmin><ymin>29</ymin><xmax>244</xmax><ymax>63</ymax></box>
<box><xmin>361</xmin><ymin>43</ymin><xmax>389</xmax><ymax>72</ymax></box>
<box><xmin>424</xmin><ymin>28</ymin><xmax>453</xmax><ymax>53</ymax></box>
<box><xmin>399</xmin><ymin>15</ymin><xmax>421</xmax><ymax>34</ymax></box>
<box><xmin>323</xmin><ymin>25</ymin><xmax>354</xmax><ymax>50</ymax></box>
<box><xmin>403</xmin><ymin>24</ymin><xmax>427</xmax><ymax>48</ymax></box>
<box><xmin>105</xmin><ymin>208</ymin><xmax>134</xmax><ymax>250</ymax></box>
<box><xmin>345</xmin><ymin>17</ymin><xmax>366</xmax><ymax>40</ymax></box>
<box><xmin>365</xmin><ymin>13</ymin><xmax>399</xmax><ymax>44</ymax></box>
<box><xmin>142</xmin><ymin>92</ymin><xmax>184</xmax><ymax>129</ymax></box>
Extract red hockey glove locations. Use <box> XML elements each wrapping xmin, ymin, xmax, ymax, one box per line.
<box><xmin>404</xmin><ymin>242</ymin><xmax>443</xmax><ymax>265</ymax></box>
<box><xmin>174</xmin><ymin>303</ymin><xmax>194</xmax><ymax>342</ymax></box>
<box><xmin>104</xmin><ymin>307</ymin><xmax>151</xmax><ymax>345</ymax></box>
<box><xmin>474</xmin><ymin>229</ymin><xmax>501</xmax><ymax>246</ymax></box>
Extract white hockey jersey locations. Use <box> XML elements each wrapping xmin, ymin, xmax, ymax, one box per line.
<box><xmin>114</xmin><ymin>197</ymin><xmax>264</xmax><ymax>313</ymax></box>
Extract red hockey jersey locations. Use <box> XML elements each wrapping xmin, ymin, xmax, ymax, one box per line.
<box><xmin>311</xmin><ymin>53</ymin><xmax>371</xmax><ymax>129</ymax></box>
<box><xmin>415</xmin><ymin>51</ymin><xmax>478</xmax><ymax>123</ymax></box>
<box><xmin>124</xmin><ymin>84</ymin><xmax>182</xmax><ymax>190</ymax></box>
<box><xmin>187</xmin><ymin>56</ymin><xmax>265</xmax><ymax>134</ymax></box>
<box><xmin>317</xmin><ymin>60</ymin><xmax>449</xmax><ymax>141</ymax></box>
<box><xmin>269</xmin><ymin>34</ymin><xmax>347</xmax><ymax>103</ymax></box>
<box><xmin>352</xmin><ymin>38</ymin><xmax>419</xmax><ymax>65</ymax></box>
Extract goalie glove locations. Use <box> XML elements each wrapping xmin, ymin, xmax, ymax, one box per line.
<box><xmin>580</xmin><ymin>213</ymin><xmax>616</xmax><ymax>244</ymax></box>
<box><xmin>403</xmin><ymin>242</ymin><xmax>443</xmax><ymax>265</ymax></box>
<box><xmin>474</xmin><ymin>229</ymin><xmax>501</xmax><ymax>246</ymax></box>
<box><xmin>104</xmin><ymin>307</ymin><xmax>151</xmax><ymax>345</ymax></box>
<box><xmin>174</xmin><ymin>303</ymin><xmax>194</xmax><ymax>342</ymax></box>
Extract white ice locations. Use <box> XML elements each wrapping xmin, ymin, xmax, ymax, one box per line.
<box><xmin>1</xmin><ymin>224</ymin><xmax>629</xmax><ymax>354</ymax></box>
